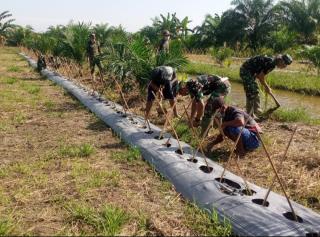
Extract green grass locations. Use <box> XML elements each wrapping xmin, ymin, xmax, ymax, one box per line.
<box><xmin>182</xmin><ymin>62</ymin><xmax>320</xmax><ymax>96</ymax></box>
<box><xmin>0</xmin><ymin>219</ymin><xmax>14</xmax><ymax>236</ymax></box>
<box><xmin>12</xmin><ymin>112</ymin><xmax>26</xmax><ymax>126</ymax></box>
<box><xmin>7</xmin><ymin>66</ymin><xmax>21</xmax><ymax>72</ymax></box>
<box><xmin>111</xmin><ymin>146</ymin><xmax>141</xmax><ymax>163</ymax></box>
<box><xmin>172</xmin><ymin>118</ymin><xmax>200</xmax><ymax>148</ymax></box>
<box><xmin>272</xmin><ymin>108</ymin><xmax>320</xmax><ymax>125</ymax></box>
<box><xmin>184</xmin><ymin>202</ymin><xmax>232</xmax><ymax>236</ymax></box>
<box><xmin>66</xmin><ymin>202</ymin><xmax>129</xmax><ymax>236</ymax></box>
<box><xmin>59</xmin><ymin>144</ymin><xmax>95</xmax><ymax>158</ymax></box>
<box><xmin>43</xmin><ymin>100</ymin><xmax>55</xmax><ymax>110</ymax></box>
<box><xmin>4</xmin><ymin>77</ymin><xmax>17</xmax><ymax>84</ymax></box>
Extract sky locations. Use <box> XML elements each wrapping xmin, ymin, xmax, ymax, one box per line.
<box><xmin>2</xmin><ymin>0</ymin><xmax>233</xmax><ymax>32</ymax></box>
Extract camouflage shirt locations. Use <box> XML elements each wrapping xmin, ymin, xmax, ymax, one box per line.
<box><xmin>86</xmin><ymin>40</ymin><xmax>100</xmax><ymax>59</ymax></box>
<box><xmin>186</xmin><ymin>75</ymin><xmax>231</xmax><ymax>101</ymax></box>
<box><xmin>158</xmin><ymin>39</ymin><xmax>170</xmax><ymax>53</ymax></box>
<box><xmin>241</xmin><ymin>55</ymin><xmax>276</xmax><ymax>76</ymax></box>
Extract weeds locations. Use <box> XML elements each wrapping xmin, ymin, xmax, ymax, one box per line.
<box><xmin>111</xmin><ymin>146</ymin><xmax>141</xmax><ymax>163</ymax></box>
<box><xmin>7</xmin><ymin>66</ymin><xmax>21</xmax><ymax>72</ymax></box>
<box><xmin>59</xmin><ymin>144</ymin><xmax>95</xmax><ymax>158</ymax></box>
<box><xmin>0</xmin><ymin>219</ymin><xmax>14</xmax><ymax>236</ymax></box>
<box><xmin>66</xmin><ymin>202</ymin><xmax>129</xmax><ymax>236</ymax></box>
<box><xmin>184</xmin><ymin>202</ymin><xmax>232</xmax><ymax>236</ymax></box>
<box><xmin>5</xmin><ymin>77</ymin><xmax>17</xmax><ymax>84</ymax></box>
<box><xmin>272</xmin><ymin>108</ymin><xmax>320</xmax><ymax>125</ymax></box>
<box><xmin>12</xmin><ymin>112</ymin><xmax>26</xmax><ymax>125</ymax></box>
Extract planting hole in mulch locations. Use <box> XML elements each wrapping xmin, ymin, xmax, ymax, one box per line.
<box><xmin>131</xmin><ymin>121</ymin><xmax>138</xmax><ymax>125</ymax></box>
<box><xmin>200</xmin><ymin>165</ymin><xmax>213</xmax><ymax>173</ymax></box>
<box><xmin>145</xmin><ymin>130</ymin><xmax>154</xmax><ymax>134</ymax></box>
<box><xmin>215</xmin><ymin>178</ymin><xmax>241</xmax><ymax>189</ymax></box>
<box><xmin>122</xmin><ymin>114</ymin><xmax>127</xmax><ymax>118</ymax></box>
<box><xmin>163</xmin><ymin>143</ymin><xmax>171</xmax><ymax>147</ymax></box>
<box><xmin>252</xmin><ymin>199</ymin><xmax>270</xmax><ymax>207</ymax></box>
<box><xmin>154</xmin><ymin>135</ymin><xmax>164</xmax><ymax>140</ymax></box>
<box><xmin>175</xmin><ymin>149</ymin><xmax>183</xmax><ymax>155</ymax></box>
<box><xmin>241</xmin><ymin>189</ymin><xmax>257</xmax><ymax>196</ymax></box>
<box><xmin>283</xmin><ymin>212</ymin><xmax>303</xmax><ymax>223</ymax></box>
<box><xmin>187</xmin><ymin>158</ymin><xmax>198</xmax><ymax>163</ymax></box>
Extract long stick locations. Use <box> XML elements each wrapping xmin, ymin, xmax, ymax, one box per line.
<box><xmin>191</xmin><ymin>110</ymin><xmax>218</xmax><ymax>167</ymax></box>
<box><xmin>256</xmin><ymin>131</ymin><xmax>298</xmax><ymax>221</ymax></box>
<box><xmin>262</xmin><ymin>126</ymin><xmax>298</xmax><ymax>206</ymax></box>
<box><xmin>157</xmin><ymin>100</ymin><xmax>178</xmax><ymax>140</ymax></box>
<box><xmin>216</xmin><ymin>119</ymin><xmax>252</xmax><ymax>195</ymax></box>
<box><xmin>220</xmin><ymin>109</ymin><xmax>254</xmax><ymax>179</ymax></box>
<box><xmin>164</xmin><ymin>100</ymin><xmax>192</xmax><ymax>146</ymax></box>
<box><xmin>268</xmin><ymin>91</ymin><xmax>281</xmax><ymax>108</ymax></box>
<box><xmin>151</xmin><ymin>91</ymin><xmax>184</xmax><ymax>154</ymax></box>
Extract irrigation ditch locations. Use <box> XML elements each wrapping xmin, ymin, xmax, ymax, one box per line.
<box><xmin>20</xmin><ymin>53</ymin><xmax>320</xmax><ymax>237</ymax></box>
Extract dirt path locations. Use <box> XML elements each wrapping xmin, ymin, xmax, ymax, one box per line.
<box><xmin>0</xmin><ymin>47</ymin><xmax>231</xmax><ymax>236</ymax></box>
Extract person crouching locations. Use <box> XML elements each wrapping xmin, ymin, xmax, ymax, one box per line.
<box><xmin>207</xmin><ymin>97</ymin><xmax>262</xmax><ymax>157</ymax></box>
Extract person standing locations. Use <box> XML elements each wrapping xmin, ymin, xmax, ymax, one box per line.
<box><xmin>86</xmin><ymin>33</ymin><xmax>104</xmax><ymax>91</ymax></box>
<box><xmin>158</xmin><ymin>30</ymin><xmax>171</xmax><ymax>54</ymax></box>
<box><xmin>240</xmin><ymin>54</ymin><xmax>292</xmax><ymax>118</ymax></box>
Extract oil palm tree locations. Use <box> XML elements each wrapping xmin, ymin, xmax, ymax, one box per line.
<box><xmin>231</xmin><ymin>0</ymin><xmax>279</xmax><ymax>51</ymax></box>
<box><xmin>279</xmin><ymin>0</ymin><xmax>320</xmax><ymax>44</ymax></box>
<box><xmin>0</xmin><ymin>10</ymin><xmax>15</xmax><ymax>44</ymax></box>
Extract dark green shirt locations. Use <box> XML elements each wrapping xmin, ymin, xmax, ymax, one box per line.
<box><xmin>242</xmin><ymin>55</ymin><xmax>276</xmax><ymax>76</ymax></box>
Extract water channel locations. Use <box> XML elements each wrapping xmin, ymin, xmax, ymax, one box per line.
<box><xmin>229</xmin><ymin>82</ymin><xmax>320</xmax><ymax>119</ymax></box>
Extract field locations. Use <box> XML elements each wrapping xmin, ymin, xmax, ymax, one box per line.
<box><xmin>1</xmin><ymin>46</ymin><xmax>320</xmax><ymax>236</ymax></box>
<box><xmin>0</xmin><ymin>47</ymin><xmax>232</xmax><ymax>236</ymax></box>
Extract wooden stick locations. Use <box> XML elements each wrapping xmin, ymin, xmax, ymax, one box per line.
<box><xmin>164</xmin><ymin>100</ymin><xmax>192</xmax><ymax>146</ymax></box>
<box><xmin>191</xmin><ymin>110</ymin><xmax>218</xmax><ymax>166</ymax></box>
<box><xmin>151</xmin><ymin>91</ymin><xmax>184</xmax><ymax>154</ymax></box>
<box><xmin>262</xmin><ymin>126</ymin><xmax>298</xmax><ymax>206</ymax></box>
<box><xmin>220</xmin><ymin>109</ymin><xmax>254</xmax><ymax>180</ymax></box>
<box><xmin>269</xmin><ymin>91</ymin><xmax>281</xmax><ymax>108</ymax></box>
<box><xmin>157</xmin><ymin>100</ymin><xmax>178</xmax><ymax>140</ymax></box>
<box><xmin>256</xmin><ymin>131</ymin><xmax>298</xmax><ymax>221</ymax></box>
<box><xmin>216</xmin><ymin>119</ymin><xmax>252</xmax><ymax>195</ymax></box>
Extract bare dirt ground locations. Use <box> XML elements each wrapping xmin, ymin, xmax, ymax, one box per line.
<box><xmin>0</xmin><ymin>47</ymin><xmax>232</xmax><ymax>236</ymax></box>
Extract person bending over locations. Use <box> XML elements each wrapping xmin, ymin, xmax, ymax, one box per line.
<box><xmin>179</xmin><ymin>75</ymin><xmax>231</xmax><ymax>133</ymax></box>
<box><xmin>145</xmin><ymin>66</ymin><xmax>179</xmax><ymax>120</ymax></box>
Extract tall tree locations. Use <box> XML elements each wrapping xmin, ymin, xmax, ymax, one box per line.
<box><xmin>279</xmin><ymin>0</ymin><xmax>320</xmax><ymax>44</ymax></box>
<box><xmin>0</xmin><ymin>11</ymin><xmax>15</xmax><ymax>39</ymax></box>
<box><xmin>231</xmin><ymin>0</ymin><xmax>279</xmax><ymax>51</ymax></box>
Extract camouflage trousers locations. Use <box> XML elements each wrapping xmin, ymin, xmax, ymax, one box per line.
<box><xmin>240</xmin><ymin>67</ymin><xmax>262</xmax><ymax>117</ymax></box>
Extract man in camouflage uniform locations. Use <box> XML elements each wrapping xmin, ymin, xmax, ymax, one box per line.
<box><xmin>178</xmin><ymin>75</ymin><xmax>231</xmax><ymax>135</ymax></box>
<box><xmin>240</xmin><ymin>54</ymin><xmax>292</xmax><ymax>118</ymax></box>
<box><xmin>158</xmin><ymin>30</ymin><xmax>170</xmax><ymax>54</ymax></box>
<box><xmin>36</xmin><ymin>54</ymin><xmax>46</xmax><ymax>72</ymax></box>
<box><xmin>86</xmin><ymin>33</ymin><xmax>104</xmax><ymax>89</ymax></box>
<box><xmin>145</xmin><ymin>66</ymin><xmax>179</xmax><ymax>120</ymax></box>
